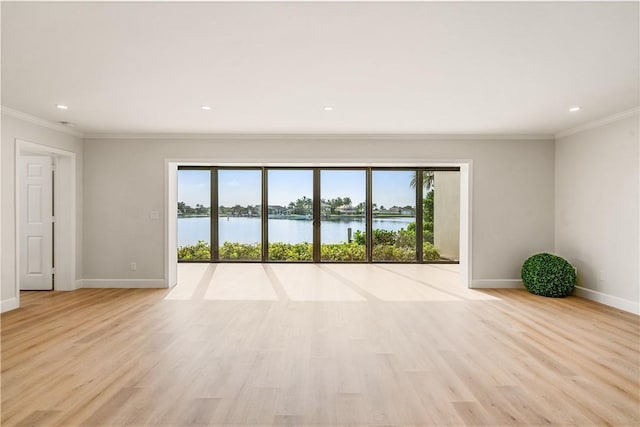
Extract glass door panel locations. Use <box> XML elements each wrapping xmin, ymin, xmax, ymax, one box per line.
<box><xmin>372</xmin><ymin>170</ymin><xmax>417</xmax><ymax>262</ymax></box>
<box><xmin>177</xmin><ymin>169</ymin><xmax>211</xmax><ymax>261</ymax></box>
<box><xmin>218</xmin><ymin>169</ymin><xmax>262</xmax><ymax>260</ymax></box>
<box><xmin>320</xmin><ymin>170</ymin><xmax>366</xmax><ymax>261</ymax></box>
<box><xmin>426</xmin><ymin>170</ymin><xmax>460</xmax><ymax>262</ymax></box>
<box><xmin>267</xmin><ymin>169</ymin><xmax>313</xmax><ymax>261</ymax></box>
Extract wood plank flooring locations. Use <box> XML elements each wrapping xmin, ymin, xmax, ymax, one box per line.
<box><xmin>2</xmin><ymin>264</ymin><xmax>639</xmax><ymax>426</ymax></box>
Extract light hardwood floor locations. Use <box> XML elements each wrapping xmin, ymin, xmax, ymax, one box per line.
<box><xmin>2</xmin><ymin>264</ymin><xmax>639</xmax><ymax>426</ymax></box>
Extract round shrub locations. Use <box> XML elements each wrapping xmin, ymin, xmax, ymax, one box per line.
<box><xmin>521</xmin><ymin>253</ymin><xmax>576</xmax><ymax>297</ymax></box>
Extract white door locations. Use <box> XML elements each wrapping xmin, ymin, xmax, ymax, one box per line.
<box><xmin>20</xmin><ymin>155</ymin><xmax>53</xmax><ymax>290</ymax></box>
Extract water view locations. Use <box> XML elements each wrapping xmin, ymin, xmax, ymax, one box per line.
<box><xmin>176</xmin><ymin>167</ymin><xmax>459</xmax><ymax>262</ymax></box>
<box><xmin>178</xmin><ymin>216</ymin><xmax>414</xmax><ymax>247</ymax></box>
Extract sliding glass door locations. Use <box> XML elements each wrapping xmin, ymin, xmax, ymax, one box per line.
<box><xmin>218</xmin><ymin>169</ymin><xmax>262</xmax><ymax>260</ymax></box>
<box><xmin>428</xmin><ymin>170</ymin><xmax>461</xmax><ymax>262</ymax></box>
<box><xmin>177</xmin><ymin>166</ymin><xmax>460</xmax><ymax>264</ymax></box>
<box><xmin>371</xmin><ymin>170</ymin><xmax>417</xmax><ymax>262</ymax></box>
<box><xmin>177</xmin><ymin>168</ymin><xmax>211</xmax><ymax>261</ymax></box>
<box><xmin>320</xmin><ymin>169</ymin><xmax>366</xmax><ymax>261</ymax></box>
<box><xmin>267</xmin><ymin>169</ymin><xmax>314</xmax><ymax>261</ymax></box>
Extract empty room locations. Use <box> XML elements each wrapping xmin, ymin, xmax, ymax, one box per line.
<box><xmin>1</xmin><ymin>1</ymin><xmax>639</xmax><ymax>426</ymax></box>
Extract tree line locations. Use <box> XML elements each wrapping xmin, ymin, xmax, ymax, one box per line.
<box><xmin>177</xmin><ymin>201</ymin><xmax>210</xmax><ymax>216</ymax></box>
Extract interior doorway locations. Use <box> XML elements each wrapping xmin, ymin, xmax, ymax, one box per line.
<box><xmin>15</xmin><ymin>140</ymin><xmax>77</xmax><ymax>299</ymax></box>
<box><xmin>19</xmin><ymin>154</ymin><xmax>54</xmax><ymax>290</ymax></box>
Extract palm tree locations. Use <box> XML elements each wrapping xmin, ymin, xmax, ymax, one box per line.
<box><xmin>410</xmin><ymin>171</ymin><xmax>434</xmax><ymax>192</ymax></box>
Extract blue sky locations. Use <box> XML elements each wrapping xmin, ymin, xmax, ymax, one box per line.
<box><xmin>178</xmin><ymin>169</ymin><xmax>416</xmax><ymax>207</ymax></box>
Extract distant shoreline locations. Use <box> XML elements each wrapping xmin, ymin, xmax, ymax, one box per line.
<box><xmin>179</xmin><ymin>214</ymin><xmax>414</xmax><ymax>219</ymax></box>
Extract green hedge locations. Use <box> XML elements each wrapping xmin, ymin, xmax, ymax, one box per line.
<box><xmin>177</xmin><ymin>240</ymin><xmax>211</xmax><ymax>260</ymax></box>
<box><xmin>219</xmin><ymin>242</ymin><xmax>261</xmax><ymax>260</ymax></box>
<box><xmin>321</xmin><ymin>243</ymin><xmax>366</xmax><ymax>261</ymax></box>
<box><xmin>521</xmin><ymin>253</ymin><xmax>576</xmax><ymax>297</ymax></box>
<box><xmin>422</xmin><ymin>242</ymin><xmax>440</xmax><ymax>261</ymax></box>
<box><xmin>268</xmin><ymin>242</ymin><xmax>313</xmax><ymax>261</ymax></box>
<box><xmin>179</xmin><ymin>240</ymin><xmax>440</xmax><ymax>262</ymax></box>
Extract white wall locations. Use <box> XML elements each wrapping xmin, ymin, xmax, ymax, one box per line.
<box><xmin>1</xmin><ymin>112</ymin><xmax>83</xmax><ymax>311</ymax></box>
<box><xmin>4</xmin><ymin>110</ymin><xmax>637</xmax><ymax>314</ymax></box>
<box><xmin>555</xmin><ymin>112</ymin><xmax>639</xmax><ymax>313</ymax></box>
<box><xmin>82</xmin><ymin>137</ymin><xmax>555</xmax><ymax>287</ymax></box>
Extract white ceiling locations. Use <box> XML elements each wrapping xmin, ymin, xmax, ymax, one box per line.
<box><xmin>2</xmin><ymin>1</ymin><xmax>638</xmax><ymax>136</ymax></box>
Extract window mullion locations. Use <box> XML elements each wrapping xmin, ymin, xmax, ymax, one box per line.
<box><xmin>211</xmin><ymin>168</ymin><xmax>219</xmax><ymax>262</ymax></box>
<box><xmin>313</xmin><ymin>169</ymin><xmax>321</xmax><ymax>262</ymax></box>
<box><xmin>416</xmin><ymin>170</ymin><xmax>424</xmax><ymax>263</ymax></box>
<box><xmin>261</xmin><ymin>168</ymin><xmax>268</xmax><ymax>262</ymax></box>
<box><xmin>366</xmin><ymin>168</ymin><xmax>373</xmax><ymax>262</ymax></box>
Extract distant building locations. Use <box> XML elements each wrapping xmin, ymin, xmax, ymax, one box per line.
<box><xmin>336</xmin><ymin>204</ymin><xmax>357</xmax><ymax>214</ymax></box>
<box><xmin>401</xmin><ymin>207</ymin><xmax>415</xmax><ymax>215</ymax></box>
<box><xmin>267</xmin><ymin>205</ymin><xmax>286</xmax><ymax>215</ymax></box>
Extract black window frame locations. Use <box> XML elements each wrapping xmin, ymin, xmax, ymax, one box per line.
<box><xmin>177</xmin><ymin>166</ymin><xmax>460</xmax><ymax>264</ymax></box>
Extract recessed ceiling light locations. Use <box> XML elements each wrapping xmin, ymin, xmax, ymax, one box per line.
<box><xmin>323</xmin><ymin>106</ymin><xmax>334</xmax><ymax>111</ymax></box>
<box><xmin>569</xmin><ymin>106</ymin><xmax>581</xmax><ymax>112</ymax></box>
<box><xmin>200</xmin><ymin>105</ymin><xmax>212</xmax><ymax>111</ymax></box>
<box><xmin>56</xmin><ymin>104</ymin><xmax>68</xmax><ymax>110</ymax></box>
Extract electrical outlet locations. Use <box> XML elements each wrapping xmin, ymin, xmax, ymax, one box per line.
<box><xmin>130</xmin><ymin>262</ymin><xmax>137</xmax><ymax>271</ymax></box>
<box><xmin>150</xmin><ymin>211</ymin><xmax>159</xmax><ymax>220</ymax></box>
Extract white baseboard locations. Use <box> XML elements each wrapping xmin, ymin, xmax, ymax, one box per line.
<box><xmin>470</xmin><ymin>279</ymin><xmax>523</xmax><ymax>289</ymax></box>
<box><xmin>81</xmin><ymin>279</ymin><xmax>167</xmax><ymax>289</ymax></box>
<box><xmin>573</xmin><ymin>286</ymin><xmax>639</xmax><ymax>315</ymax></box>
<box><xmin>1</xmin><ymin>297</ymin><xmax>19</xmax><ymax>313</ymax></box>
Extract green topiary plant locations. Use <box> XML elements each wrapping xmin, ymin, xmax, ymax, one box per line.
<box><xmin>521</xmin><ymin>253</ymin><xmax>576</xmax><ymax>297</ymax></box>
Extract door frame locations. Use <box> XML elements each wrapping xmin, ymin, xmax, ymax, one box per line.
<box><xmin>166</xmin><ymin>160</ymin><xmax>472</xmax><ymax>288</ymax></box>
<box><xmin>15</xmin><ymin>139</ymin><xmax>77</xmax><ymax>301</ymax></box>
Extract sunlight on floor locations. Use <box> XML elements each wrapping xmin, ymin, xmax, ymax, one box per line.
<box><xmin>167</xmin><ymin>263</ymin><xmax>499</xmax><ymax>302</ymax></box>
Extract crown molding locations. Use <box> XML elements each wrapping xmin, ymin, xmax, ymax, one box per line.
<box><xmin>555</xmin><ymin>107</ymin><xmax>640</xmax><ymax>139</ymax></box>
<box><xmin>83</xmin><ymin>132</ymin><xmax>553</xmax><ymax>141</ymax></box>
<box><xmin>1</xmin><ymin>106</ymin><xmax>84</xmax><ymax>137</ymax></box>
<box><xmin>0</xmin><ymin>105</ymin><xmax>557</xmax><ymax>142</ymax></box>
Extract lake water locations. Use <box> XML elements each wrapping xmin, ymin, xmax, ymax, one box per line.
<box><xmin>178</xmin><ymin>216</ymin><xmax>414</xmax><ymax>246</ymax></box>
